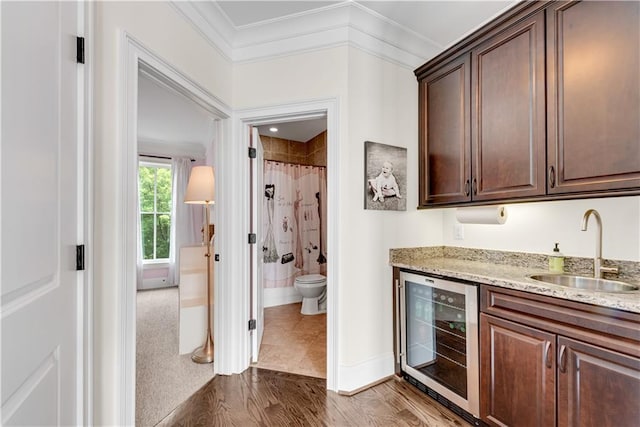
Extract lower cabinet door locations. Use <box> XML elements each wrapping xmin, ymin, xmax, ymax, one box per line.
<box><xmin>480</xmin><ymin>314</ymin><xmax>556</xmax><ymax>427</ymax></box>
<box><xmin>557</xmin><ymin>336</ymin><xmax>640</xmax><ymax>427</ymax></box>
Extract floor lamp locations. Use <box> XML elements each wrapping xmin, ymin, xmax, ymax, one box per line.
<box><xmin>184</xmin><ymin>166</ymin><xmax>215</xmax><ymax>364</ymax></box>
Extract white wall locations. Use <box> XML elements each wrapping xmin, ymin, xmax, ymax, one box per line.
<box><xmin>93</xmin><ymin>2</ymin><xmax>232</xmax><ymax>424</ymax></box>
<box><xmin>233</xmin><ymin>48</ymin><xmax>348</xmax><ymax>108</ymax></box>
<box><xmin>234</xmin><ymin>46</ymin><xmax>442</xmax><ymax>390</ymax></box>
<box><xmin>340</xmin><ymin>48</ymin><xmax>441</xmax><ymax>386</ymax></box>
<box><xmin>442</xmin><ymin>196</ymin><xmax>640</xmax><ymax>262</ymax></box>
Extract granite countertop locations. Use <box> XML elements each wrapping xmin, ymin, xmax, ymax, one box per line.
<box><xmin>390</xmin><ymin>247</ymin><xmax>640</xmax><ymax>314</ymax></box>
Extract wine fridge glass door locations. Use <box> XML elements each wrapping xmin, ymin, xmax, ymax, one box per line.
<box><xmin>400</xmin><ymin>272</ymin><xmax>479</xmax><ymax>417</ymax></box>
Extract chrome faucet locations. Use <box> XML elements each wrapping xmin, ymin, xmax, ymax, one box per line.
<box><xmin>581</xmin><ymin>209</ymin><xmax>619</xmax><ymax>279</ymax></box>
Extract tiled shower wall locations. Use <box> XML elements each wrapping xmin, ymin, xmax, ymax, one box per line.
<box><xmin>261</xmin><ymin>131</ymin><xmax>327</xmax><ymax>167</ymax></box>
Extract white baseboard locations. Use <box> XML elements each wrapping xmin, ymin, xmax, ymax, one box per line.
<box><xmin>263</xmin><ymin>287</ymin><xmax>302</xmax><ymax>308</ymax></box>
<box><xmin>338</xmin><ymin>375</ymin><xmax>395</xmax><ymax>396</ymax></box>
<box><xmin>139</xmin><ymin>277</ymin><xmax>173</xmax><ymax>290</ymax></box>
<box><xmin>337</xmin><ymin>352</ymin><xmax>395</xmax><ymax>393</ymax></box>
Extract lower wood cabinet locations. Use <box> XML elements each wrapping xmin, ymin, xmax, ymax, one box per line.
<box><xmin>557</xmin><ymin>337</ymin><xmax>640</xmax><ymax>427</ymax></box>
<box><xmin>480</xmin><ymin>285</ymin><xmax>640</xmax><ymax>427</ymax></box>
<box><xmin>480</xmin><ymin>314</ymin><xmax>555</xmax><ymax>427</ymax></box>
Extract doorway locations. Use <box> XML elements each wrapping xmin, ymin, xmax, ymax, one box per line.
<box><xmin>134</xmin><ymin>68</ymin><xmax>220</xmax><ymax>425</ymax></box>
<box><xmin>251</xmin><ymin>119</ymin><xmax>328</xmax><ymax>379</ymax></box>
<box><xmin>121</xmin><ymin>34</ymin><xmax>232</xmax><ymax>425</ymax></box>
<box><xmin>238</xmin><ymin>99</ymin><xmax>339</xmax><ymax>390</ymax></box>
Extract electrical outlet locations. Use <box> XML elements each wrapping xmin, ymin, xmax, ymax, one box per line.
<box><xmin>454</xmin><ymin>223</ymin><xmax>465</xmax><ymax>240</ymax></box>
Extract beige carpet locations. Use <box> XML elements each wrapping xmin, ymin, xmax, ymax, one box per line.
<box><xmin>136</xmin><ymin>287</ymin><xmax>214</xmax><ymax>426</ymax></box>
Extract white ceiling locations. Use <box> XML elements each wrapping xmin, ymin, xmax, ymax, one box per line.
<box><xmin>257</xmin><ymin>117</ymin><xmax>327</xmax><ymax>142</ymax></box>
<box><xmin>216</xmin><ymin>1</ymin><xmax>518</xmax><ymax>50</ymax></box>
<box><xmin>137</xmin><ymin>72</ymin><xmax>216</xmax><ymax>156</ymax></box>
<box><xmin>357</xmin><ymin>1</ymin><xmax>517</xmax><ymax>47</ymax></box>
<box><xmin>216</xmin><ymin>1</ymin><xmax>342</xmax><ymax>27</ymax></box>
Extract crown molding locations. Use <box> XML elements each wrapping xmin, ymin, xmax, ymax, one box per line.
<box><xmin>171</xmin><ymin>1</ymin><xmax>443</xmax><ymax>69</ymax></box>
<box><xmin>168</xmin><ymin>1</ymin><xmax>234</xmax><ymax>61</ymax></box>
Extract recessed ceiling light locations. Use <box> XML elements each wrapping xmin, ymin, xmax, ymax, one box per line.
<box><xmin>269</xmin><ymin>127</ymin><xmax>278</xmax><ymax>132</ymax></box>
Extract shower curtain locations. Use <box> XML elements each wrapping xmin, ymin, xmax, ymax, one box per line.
<box><xmin>262</xmin><ymin>161</ymin><xmax>327</xmax><ymax>288</ymax></box>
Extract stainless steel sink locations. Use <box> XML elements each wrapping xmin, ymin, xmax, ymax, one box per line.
<box><xmin>528</xmin><ymin>274</ymin><xmax>639</xmax><ymax>293</ymax></box>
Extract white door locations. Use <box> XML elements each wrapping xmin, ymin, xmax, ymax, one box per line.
<box><xmin>1</xmin><ymin>1</ymin><xmax>82</xmax><ymax>425</ymax></box>
<box><xmin>250</xmin><ymin>127</ymin><xmax>265</xmax><ymax>362</ymax></box>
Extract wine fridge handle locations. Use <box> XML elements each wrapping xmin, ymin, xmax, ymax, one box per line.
<box><xmin>395</xmin><ymin>279</ymin><xmax>402</xmax><ymax>365</ymax></box>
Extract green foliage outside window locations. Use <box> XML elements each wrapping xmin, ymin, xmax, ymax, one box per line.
<box><xmin>139</xmin><ymin>164</ymin><xmax>172</xmax><ymax>260</ymax></box>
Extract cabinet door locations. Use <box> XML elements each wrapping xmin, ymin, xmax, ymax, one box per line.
<box><xmin>471</xmin><ymin>11</ymin><xmax>546</xmax><ymax>201</ymax></box>
<box><xmin>547</xmin><ymin>1</ymin><xmax>640</xmax><ymax>194</ymax></box>
<box><xmin>419</xmin><ymin>54</ymin><xmax>471</xmax><ymax>206</ymax></box>
<box><xmin>558</xmin><ymin>336</ymin><xmax>640</xmax><ymax>427</ymax></box>
<box><xmin>480</xmin><ymin>314</ymin><xmax>556</xmax><ymax>427</ymax></box>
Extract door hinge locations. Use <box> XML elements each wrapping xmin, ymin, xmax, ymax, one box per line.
<box><xmin>76</xmin><ymin>244</ymin><xmax>85</xmax><ymax>271</ymax></box>
<box><xmin>248</xmin><ymin>319</ymin><xmax>257</xmax><ymax>330</ymax></box>
<box><xmin>248</xmin><ymin>147</ymin><xmax>257</xmax><ymax>159</ymax></box>
<box><xmin>248</xmin><ymin>233</ymin><xmax>256</xmax><ymax>244</ymax></box>
<box><xmin>76</xmin><ymin>36</ymin><xmax>85</xmax><ymax>64</ymax></box>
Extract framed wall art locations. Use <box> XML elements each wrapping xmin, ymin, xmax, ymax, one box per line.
<box><xmin>364</xmin><ymin>141</ymin><xmax>407</xmax><ymax>211</ymax></box>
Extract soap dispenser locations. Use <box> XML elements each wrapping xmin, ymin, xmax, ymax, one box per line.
<box><xmin>549</xmin><ymin>243</ymin><xmax>565</xmax><ymax>273</ymax></box>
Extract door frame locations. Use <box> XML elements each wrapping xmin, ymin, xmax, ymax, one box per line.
<box><xmin>81</xmin><ymin>1</ymin><xmax>94</xmax><ymax>424</ymax></box>
<box><xmin>233</xmin><ymin>99</ymin><xmax>340</xmax><ymax>391</ymax></box>
<box><xmin>249</xmin><ymin>127</ymin><xmax>264</xmax><ymax>363</ymax></box>
<box><xmin>119</xmin><ymin>32</ymin><xmax>232</xmax><ymax>425</ymax></box>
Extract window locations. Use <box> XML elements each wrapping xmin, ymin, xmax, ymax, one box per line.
<box><xmin>139</xmin><ymin>161</ymin><xmax>172</xmax><ymax>261</ymax></box>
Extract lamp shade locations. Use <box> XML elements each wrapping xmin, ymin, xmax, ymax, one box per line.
<box><xmin>184</xmin><ymin>166</ymin><xmax>215</xmax><ymax>204</ymax></box>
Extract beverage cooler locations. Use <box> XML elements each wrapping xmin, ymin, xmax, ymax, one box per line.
<box><xmin>397</xmin><ymin>271</ymin><xmax>480</xmax><ymax>417</ymax></box>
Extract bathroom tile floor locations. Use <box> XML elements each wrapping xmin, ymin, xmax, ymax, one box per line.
<box><xmin>252</xmin><ymin>302</ymin><xmax>326</xmax><ymax>379</ymax></box>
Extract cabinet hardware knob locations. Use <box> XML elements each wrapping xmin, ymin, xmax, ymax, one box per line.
<box><xmin>549</xmin><ymin>165</ymin><xmax>556</xmax><ymax>188</ymax></box>
<box><xmin>559</xmin><ymin>345</ymin><xmax>567</xmax><ymax>373</ymax></box>
<box><xmin>464</xmin><ymin>179</ymin><xmax>470</xmax><ymax>196</ymax></box>
<box><xmin>472</xmin><ymin>178</ymin><xmax>478</xmax><ymax>195</ymax></box>
<box><xmin>544</xmin><ymin>341</ymin><xmax>552</xmax><ymax>369</ymax></box>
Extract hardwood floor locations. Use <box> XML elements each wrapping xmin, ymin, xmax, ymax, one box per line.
<box><xmin>157</xmin><ymin>368</ymin><xmax>470</xmax><ymax>426</ymax></box>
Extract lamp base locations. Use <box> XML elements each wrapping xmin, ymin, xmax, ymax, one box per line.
<box><xmin>191</xmin><ymin>333</ymin><xmax>214</xmax><ymax>364</ymax></box>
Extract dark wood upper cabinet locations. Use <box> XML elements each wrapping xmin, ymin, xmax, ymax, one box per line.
<box><xmin>472</xmin><ymin>11</ymin><xmax>546</xmax><ymax>201</ymax></box>
<box><xmin>419</xmin><ymin>54</ymin><xmax>471</xmax><ymax>205</ymax></box>
<box><xmin>546</xmin><ymin>1</ymin><xmax>640</xmax><ymax>194</ymax></box>
<box><xmin>415</xmin><ymin>0</ymin><xmax>640</xmax><ymax>208</ymax></box>
<box><xmin>557</xmin><ymin>336</ymin><xmax>640</xmax><ymax>427</ymax></box>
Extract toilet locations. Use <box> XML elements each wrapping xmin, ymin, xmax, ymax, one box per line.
<box><xmin>294</xmin><ymin>274</ymin><xmax>327</xmax><ymax>315</ymax></box>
